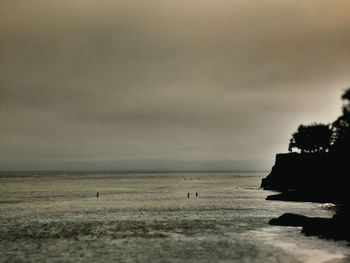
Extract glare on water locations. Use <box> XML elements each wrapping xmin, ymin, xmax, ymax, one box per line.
<box><xmin>0</xmin><ymin>173</ymin><xmax>349</xmax><ymax>262</ymax></box>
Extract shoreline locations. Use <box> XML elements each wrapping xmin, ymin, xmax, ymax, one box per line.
<box><xmin>261</xmin><ymin>153</ymin><xmax>350</xmax><ymax>244</ymax></box>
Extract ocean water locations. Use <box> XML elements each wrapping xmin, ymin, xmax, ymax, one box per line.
<box><xmin>0</xmin><ymin>172</ymin><xmax>349</xmax><ymax>262</ymax></box>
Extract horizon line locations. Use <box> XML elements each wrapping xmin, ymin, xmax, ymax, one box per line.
<box><xmin>0</xmin><ymin>169</ymin><xmax>269</xmax><ymax>174</ymax></box>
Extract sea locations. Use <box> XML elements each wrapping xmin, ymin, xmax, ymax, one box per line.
<box><xmin>0</xmin><ymin>172</ymin><xmax>349</xmax><ymax>262</ymax></box>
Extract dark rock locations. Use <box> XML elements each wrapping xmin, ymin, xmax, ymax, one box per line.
<box><xmin>261</xmin><ymin>153</ymin><xmax>332</xmax><ymax>191</ymax></box>
<box><xmin>301</xmin><ymin>208</ymin><xmax>350</xmax><ymax>242</ymax></box>
<box><xmin>266</xmin><ymin>192</ymin><xmax>338</xmax><ymax>203</ymax></box>
<box><xmin>269</xmin><ymin>213</ymin><xmax>308</xmax><ymax>227</ymax></box>
<box><xmin>262</xmin><ymin>152</ymin><xmax>350</xmax><ymax>243</ymax></box>
<box><xmin>301</xmin><ymin>218</ymin><xmax>333</xmax><ymax>237</ymax></box>
<box><xmin>261</xmin><ymin>153</ymin><xmax>349</xmax><ymax>203</ymax></box>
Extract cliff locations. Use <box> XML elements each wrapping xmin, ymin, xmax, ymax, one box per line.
<box><xmin>262</xmin><ymin>152</ymin><xmax>350</xmax><ymax>243</ymax></box>
<box><xmin>261</xmin><ymin>152</ymin><xmax>348</xmax><ymax>203</ymax></box>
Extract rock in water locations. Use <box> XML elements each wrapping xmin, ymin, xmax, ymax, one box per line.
<box><xmin>269</xmin><ymin>213</ymin><xmax>308</xmax><ymax>227</ymax></box>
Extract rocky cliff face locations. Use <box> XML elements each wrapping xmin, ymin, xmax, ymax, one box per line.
<box><xmin>262</xmin><ymin>153</ymin><xmax>350</xmax><ymax>242</ymax></box>
<box><xmin>261</xmin><ymin>152</ymin><xmax>349</xmax><ymax>203</ymax></box>
<box><xmin>261</xmin><ymin>152</ymin><xmax>331</xmax><ymax>190</ymax></box>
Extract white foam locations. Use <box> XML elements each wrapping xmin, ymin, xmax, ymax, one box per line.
<box><xmin>320</xmin><ymin>203</ymin><xmax>336</xmax><ymax>209</ymax></box>
<box><xmin>250</xmin><ymin>227</ymin><xmax>347</xmax><ymax>263</ymax></box>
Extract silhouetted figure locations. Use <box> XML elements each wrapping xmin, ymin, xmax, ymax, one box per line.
<box><xmin>187</xmin><ymin>193</ymin><xmax>190</xmax><ymax>198</ymax></box>
<box><xmin>96</xmin><ymin>192</ymin><xmax>99</xmax><ymax>198</ymax></box>
<box><xmin>196</xmin><ymin>192</ymin><xmax>198</xmax><ymax>197</ymax></box>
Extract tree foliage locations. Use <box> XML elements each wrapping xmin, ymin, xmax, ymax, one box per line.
<box><xmin>341</xmin><ymin>88</ymin><xmax>350</xmax><ymax>101</ymax></box>
<box><xmin>332</xmin><ymin>88</ymin><xmax>350</xmax><ymax>152</ymax></box>
<box><xmin>288</xmin><ymin>123</ymin><xmax>333</xmax><ymax>153</ymax></box>
<box><xmin>288</xmin><ymin>88</ymin><xmax>350</xmax><ymax>154</ymax></box>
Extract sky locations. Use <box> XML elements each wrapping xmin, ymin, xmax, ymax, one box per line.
<box><xmin>1</xmin><ymin>0</ymin><xmax>350</xmax><ymax>171</ymax></box>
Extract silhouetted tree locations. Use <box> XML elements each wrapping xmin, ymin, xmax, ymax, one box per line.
<box><xmin>332</xmin><ymin>88</ymin><xmax>350</xmax><ymax>152</ymax></box>
<box><xmin>288</xmin><ymin>124</ymin><xmax>333</xmax><ymax>153</ymax></box>
<box><xmin>341</xmin><ymin>88</ymin><xmax>350</xmax><ymax>101</ymax></box>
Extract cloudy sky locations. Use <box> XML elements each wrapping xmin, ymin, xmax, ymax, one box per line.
<box><xmin>1</xmin><ymin>0</ymin><xmax>350</xmax><ymax>171</ymax></box>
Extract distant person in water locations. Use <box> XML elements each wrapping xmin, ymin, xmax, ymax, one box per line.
<box><xmin>196</xmin><ymin>192</ymin><xmax>198</xmax><ymax>197</ymax></box>
<box><xmin>96</xmin><ymin>192</ymin><xmax>99</xmax><ymax>198</ymax></box>
<box><xmin>187</xmin><ymin>193</ymin><xmax>190</xmax><ymax>198</ymax></box>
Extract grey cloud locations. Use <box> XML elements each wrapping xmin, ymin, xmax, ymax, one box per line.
<box><xmin>1</xmin><ymin>0</ymin><xmax>350</xmax><ymax>170</ymax></box>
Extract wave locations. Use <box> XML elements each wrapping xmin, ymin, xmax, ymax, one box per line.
<box><xmin>248</xmin><ymin>227</ymin><xmax>347</xmax><ymax>263</ymax></box>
